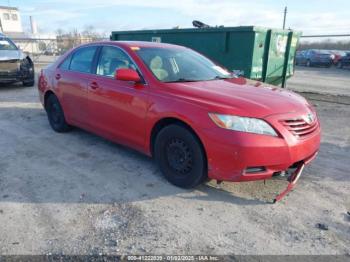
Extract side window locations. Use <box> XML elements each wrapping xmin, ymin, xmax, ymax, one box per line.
<box><xmin>59</xmin><ymin>55</ymin><xmax>72</xmax><ymax>70</ymax></box>
<box><xmin>97</xmin><ymin>46</ymin><xmax>136</xmax><ymax>77</ymax></box>
<box><xmin>70</xmin><ymin>46</ymin><xmax>97</xmax><ymax>74</ymax></box>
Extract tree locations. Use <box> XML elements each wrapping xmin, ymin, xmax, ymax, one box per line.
<box><xmin>299</xmin><ymin>40</ymin><xmax>350</xmax><ymax>51</ymax></box>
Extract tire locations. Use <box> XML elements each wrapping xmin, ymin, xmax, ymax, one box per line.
<box><xmin>337</xmin><ymin>62</ymin><xmax>343</xmax><ymax>69</ymax></box>
<box><xmin>21</xmin><ymin>58</ymin><xmax>35</xmax><ymax>87</ymax></box>
<box><xmin>45</xmin><ymin>94</ymin><xmax>72</xmax><ymax>132</ymax></box>
<box><xmin>23</xmin><ymin>79</ymin><xmax>35</xmax><ymax>87</ymax></box>
<box><xmin>306</xmin><ymin>60</ymin><xmax>311</xmax><ymax>67</ymax></box>
<box><xmin>154</xmin><ymin>124</ymin><xmax>207</xmax><ymax>188</ymax></box>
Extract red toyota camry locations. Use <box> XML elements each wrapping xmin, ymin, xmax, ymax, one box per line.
<box><xmin>38</xmin><ymin>41</ymin><xmax>321</xmax><ymax>201</ymax></box>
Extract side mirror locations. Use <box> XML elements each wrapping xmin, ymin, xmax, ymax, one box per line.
<box><xmin>115</xmin><ymin>68</ymin><xmax>141</xmax><ymax>82</ymax></box>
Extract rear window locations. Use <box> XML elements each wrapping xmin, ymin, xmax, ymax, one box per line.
<box><xmin>59</xmin><ymin>55</ymin><xmax>72</xmax><ymax>70</ymax></box>
<box><xmin>69</xmin><ymin>46</ymin><xmax>97</xmax><ymax>73</ymax></box>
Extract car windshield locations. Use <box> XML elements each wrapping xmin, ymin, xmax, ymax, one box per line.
<box><xmin>136</xmin><ymin>47</ymin><xmax>232</xmax><ymax>82</ymax></box>
<box><xmin>0</xmin><ymin>38</ymin><xmax>18</xmax><ymax>50</ymax></box>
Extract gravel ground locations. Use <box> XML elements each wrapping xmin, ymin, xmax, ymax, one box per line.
<box><xmin>0</xmin><ymin>68</ymin><xmax>349</xmax><ymax>255</ymax></box>
<box><xmin>287</xmin><ymin>66</ymin><xmax>350</xmax><ymax>97</ymax></box>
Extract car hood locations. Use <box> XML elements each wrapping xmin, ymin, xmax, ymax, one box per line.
<box><xmin>163</xmin><ymin>78</ymin><xmax>311</xmax><ymax>118</ymax></box>
<box><xmin>0</xmin><ymin>50</ymin><xmax>23</xmax><ymax>61</ymax></box>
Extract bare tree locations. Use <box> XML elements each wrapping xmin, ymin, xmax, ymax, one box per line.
<box><xmin>299</xmin><ymin>40</ymin><xmax>350</xmax><ymax>51</ymax></box>
<box><xmin>55</xmin><ymin>26</ymin><xmax>108</xmax><ymax>54</ymax></box>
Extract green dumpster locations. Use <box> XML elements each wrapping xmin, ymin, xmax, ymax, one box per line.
<box><xmin>111</xmin><ymin>26</ymin><xmax>301</xmax><ymax>86</ymax></box>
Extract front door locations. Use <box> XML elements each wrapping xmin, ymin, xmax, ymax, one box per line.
<box><xmin>87</xmin><ymin>45</ymin><xmax>149</xmax><ymax>151</ymax></box>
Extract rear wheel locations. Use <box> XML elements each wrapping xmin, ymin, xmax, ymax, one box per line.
<box><xmin>45</xmin><ymin>94</ymin><xmax>72</xmax><ymax>132</ymax></box>
<box><xmin>337</xmin><ymin>61</ymin><xmax>343</xmax><ymax>69</ymax></box>
<box><xmin>154</xmin><ymin>124</ymin><xmax>207</xmax><ymax>188</ymax></box>
<box><xmin>306</xmin><ymin>60</ymin><xmax>311</xmax><ymax>67</ymax></box>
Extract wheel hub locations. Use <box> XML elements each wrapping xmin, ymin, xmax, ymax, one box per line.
<box><xmin>166</xmin><ymin>138</ymin><xmax>193</xmax><ymax>174</ymax></box>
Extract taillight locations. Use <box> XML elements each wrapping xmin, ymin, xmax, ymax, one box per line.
<box><xmin>38</xmin><ymin>70</ymin><xmax>46</xmax><ymax>91</ymax></box>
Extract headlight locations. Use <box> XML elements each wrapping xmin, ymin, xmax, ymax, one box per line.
<box><xmin>209</xmin><ymin>113</ymin><xmax>278</xmax><ymax>136</ymax></box>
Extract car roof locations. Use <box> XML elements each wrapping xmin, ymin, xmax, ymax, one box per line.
<box><xmin>83</xmin><ymin>40</ymin><xmax>187</xmax><ymax>50</ymax></box>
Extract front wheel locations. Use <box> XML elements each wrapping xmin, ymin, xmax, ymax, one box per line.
<box><xmin>337</xmin><ymin>62</ymin><xmax>343</xmax><ymax>69</ymax></box>
<box><xmin>306</xmin><ymin>60</ymin><xmax>311</xmax><ymax>67</ymax></box>
<box><xmin>45</xmin><ymin>94</ymin><xmax>72</xmax><ymax>132</ymax></box>
<box><xmin>154</xmin><ymin>124</ymin><xmax>207</xmax><ymax>188</ymax></box>
<box><xmin>23</xmin><ymin>79</ymin><xmax>35</xmax><ymax>87</ymax></box>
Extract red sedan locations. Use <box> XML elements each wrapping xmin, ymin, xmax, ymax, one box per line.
<box><xmin>38</xmin><ymin>41</ymin><xmax>321</xmax><ymax>201</ymax></box>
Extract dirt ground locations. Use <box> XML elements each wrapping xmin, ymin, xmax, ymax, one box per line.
<box><xmin>288</xmin><ymin>66</ymin><xmax>350</xmax><ymax>97</ymax></box>
<box><xmin>0</xmin><ymin>66</ymin><xmax>349</xmax><ymax>255</ymax></box>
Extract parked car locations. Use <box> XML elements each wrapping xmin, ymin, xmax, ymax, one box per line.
<box><xmin>295</xmin><ymin>49</ymin><xmax>332</xmax><ymax>67</ymax></box>
<box><xmin>38</xmin><ymin>41</ymin><xmax>321</xmax><ymax>201</ymax></box>
<box><xmin>295</xmin><ymin>50</ymin><xmax>305</xmax><ymax>65</ymax></box>
<box><xmin>337</xmin><ymin>52</ymin><xmax>350</xmax><ymax>68</ymax></box>
<box><xmin>0</xmin><ymin>33</ymin><xmax>35</xmax><ymax>86</ymax></box>
<box><xmin>328</xmin><ymin>50</ymin><xmax>347</xmax><ymax>66</ymax></box>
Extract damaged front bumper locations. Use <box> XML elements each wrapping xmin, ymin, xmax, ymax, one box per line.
<box><xmin>273</xmin><ymin>162</ymin><xmax>305</xmax><ymax>203</ymax></box>
<box><xmin>272</xmin><ymin>150</ymin><xmax>318</xmax><ymax>203</ymax></box>
<box><xmin>0</xmin><ymin>59</ymin><xmax>34</xmax><ymax>83</ymax></box>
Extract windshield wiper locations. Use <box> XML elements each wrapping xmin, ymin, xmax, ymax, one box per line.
<box><xmin>164</xmin><ymin>78</ymin><xmax>200</xmax><ymax>83</ymax></box>
<box><xmin>211</xmin><ymin>75</ymin><xmax>232</xmax><ymax>80</ymax></box>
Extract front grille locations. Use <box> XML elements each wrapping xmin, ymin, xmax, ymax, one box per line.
<box><xmin>0</xmin><ymin>70</ymin><xmax>18</xmax><ymax>77</ymax></box>
<box><xmin>281</xmin><ymin>118</ymin><xmax>319</xmax><ymax>139</ymax></box>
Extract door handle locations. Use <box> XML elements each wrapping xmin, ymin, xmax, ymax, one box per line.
<box><xmin>89</xmin><ymin>81</ymin><xmax>99</xmax><ymax>90</ymax></box>
<box><xmin>55</xmin><ymin>73</ymin><xmax>61</xmax><ymax>80</ymax></box>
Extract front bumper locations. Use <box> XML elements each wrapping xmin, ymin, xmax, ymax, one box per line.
<box><xmin>200</xmin><ymin>117</ymin><xmax>321</xmax><ymax>182</ymax></box>
<box><xmin>273</xmin><ymin>162</ymin><xmax>305</xmax><ymax>203</ymax></box>
<box><xmin>0</xmin><ymin>60</ymin><xmax>34</xmax><ymax>83</ymax></box>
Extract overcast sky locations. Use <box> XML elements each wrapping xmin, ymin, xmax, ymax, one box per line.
<box><xmin>2</xmin><ymin>0</ymin><xmax>350</xmax><ymax>36</ymax></box>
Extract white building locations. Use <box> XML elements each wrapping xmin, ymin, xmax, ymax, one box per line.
<box><xmin>0</xmin><ymin>6</ymin><xmax>23</xmax><ymax>34</ymax></box>
<box><xmin>0</xmin><ymin>6</ymin><xmax>58</xmax><ymax>55</ymax></box>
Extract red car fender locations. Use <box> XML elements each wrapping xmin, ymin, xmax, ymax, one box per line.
<box><xmin>143</xmin><ymin>97</ymin><xmax>211</xmax><ymax>157</ymax></box>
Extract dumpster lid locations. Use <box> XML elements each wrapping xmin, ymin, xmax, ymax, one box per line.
<box><xmin>112</xmin><ymin>26</ymin><xmax>274</xmax><ymax>35</ymax></box>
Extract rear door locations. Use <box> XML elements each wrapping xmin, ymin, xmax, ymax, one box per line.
<box><xmin>54</xmin><ymin>46</ymin><xmax>98</xmax><ymax>125</ymax></box>
<box><xmin>87</xmin><ymin>45</ymin><xmax>149</xmax><ymax>151</ymax></box>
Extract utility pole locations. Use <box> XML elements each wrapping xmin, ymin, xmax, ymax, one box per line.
<box><xmin>283</xmin><ymin>6</ymin><xmax>287</xmax><ymax>29</ymax></box>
